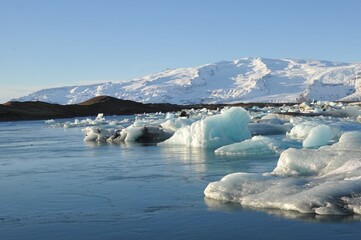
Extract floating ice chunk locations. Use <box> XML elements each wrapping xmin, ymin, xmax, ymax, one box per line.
<box><xmin>272</xmin><ymin>148</ymin><xmax>334</xmax><ymax>176</ymax></box>
<box><xmin>288</xmin><ymin>120</ymin><xmax>341</xmax><ymax>148</ymax></box>
<box><xmin>133</xmin><ymin>113</ymin><xmax>167</xmax><ymax>127</ymax></box>
<box><xmin>258</xmin><ymin>113</ymin><xmax>289</xmax><ymax>125</ymax></box>
<box><xmin>165</xmin><ymin>112</ymin><xmax>176</xmax><ymax>119</ymax></box>
<box><xmin>95</xmin><ymin>113</ymin><xmax>105</xmax><ymax>122</ymax></box>
<box><xmin>82</xmin><ymin>123</ymin><xmax>170</xmax><ymax>143</ymax></box>
<box><xmin>273</xmin><ymin>132</ymin><xmax>361</xmax><ymax>176</ymax></box>
<box><xmin>107</xmin><ymin>125</ymin><xmax>173</xmax><ymax>143</ymax></box>
<box><xmin>214</xmin><ymin>136</ymin><xmax>280</xmax><ymax>157</ymax></box>
<box><xmin>44</xmin><ymin>119</ymin><xmax>56</xmax><ymax>124</ymax></box>
<box><xmin>339</xmin><ymin>131</ymin><xmax>361</xmax><ymax>144</ymax></box>
<box><xmin>302</xmin><ymin>124</ymin><xmax>340</xmax><ymax>148</ymax></box>
<box><xmin>83</xmin><ymin>127</ymin><xmax>117</xmax><ymax>142</ymax></box>
<box><xmin>159</xmin><ymin>107</ymin><xmax>251</xmax><ymax>149</ymax></box>
<box><xmin>45</xmin><ymin>113</ymin><xmax>128</xmax><ymax>128</ymax></box>
<box><xmin>160</xmin><ymin>117</ymin><xmax>196</xmax><ymax>132</ymax></box>
<box><xmin>341</xmin><ymin>196</ymin><xmax>361</xmax><ymax>215</ymax></box>
<box><xmin>205</xmin><ymin>131</ymin><xmax>361</xmax><ymax>215</ymax></box>
<box><xmin>118</xmin><ymin>125</ymin><xmax>144</xmax><ymax>142</ymax></box>
<box><xmin>288</xmin><ymin>121</ymin><xmax>318</xmax><ymax>140</ymax></box>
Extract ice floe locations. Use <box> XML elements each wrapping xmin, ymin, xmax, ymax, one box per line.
<box><xmin>214</xmin><ymin>135</ymin><xmax>300</xmax><ymax>157</ymax></box>
<box><xmin>205</xmin><ymin>131</ymin><xmax>361</xmax><ymax>215</ymax></box>
<box><xmin>302</xmin><ymin>124</ymin><xmax>340</xmax><ymax>148</ymax></box>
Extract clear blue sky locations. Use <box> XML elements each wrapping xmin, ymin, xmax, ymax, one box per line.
<box><xmin>0</xmin><ymin>0</ymin><xmax>360</xmax><ymax>103</ymax></box>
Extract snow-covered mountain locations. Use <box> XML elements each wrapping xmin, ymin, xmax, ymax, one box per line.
<box><xmin>15</xmin><ymin>57</ymin><xmax>361</xmax><ymax>104</ymax></box>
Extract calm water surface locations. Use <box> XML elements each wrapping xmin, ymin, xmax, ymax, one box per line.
<box><xmin>1</xmin><ymin>118</ymin><xmax>361</xmax><ymax>239</ymax></box>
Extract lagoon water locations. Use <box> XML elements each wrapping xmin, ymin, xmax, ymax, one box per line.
<box><xmin>1</xmin><ymin>117</ymin><xmax>361</xmax><ymax>240</ymax></box>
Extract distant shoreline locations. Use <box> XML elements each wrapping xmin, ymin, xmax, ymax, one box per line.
<box><xmin>0</xmin><ymin>95</ymin><xmax>359</xmax><ymax>122</ymax></box>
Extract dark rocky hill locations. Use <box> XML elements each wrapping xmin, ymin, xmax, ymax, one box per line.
<box><xmin>0</xmin><ymin>96</ymin><xmax>185</xmax><ymax>121</ymax></box>
<box><xmin>0</xmin><ymin>95</ymin><xmax>302</xmax><ymax>122</ymax></box>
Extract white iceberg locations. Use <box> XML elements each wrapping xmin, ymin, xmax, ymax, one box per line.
<box><xmin>273</xmin><ymin>131</ymin><xmax>361</xmax><ymax>176</ymax></box>
<box><xmin>288</xmin><ymin>120</ymin><xmax>341</xmax><ymax>148</ymax></box>
<box><xmin>205</xmin><ymin>131</ymin><xmax>361</xmax><ymax>215</ymax></box>
<box><xmin>159</xmin><ymin>107</ymin><xmax>251</xmax><ymax>149</ymax></box>
<box><xmin>302</xmin><ymin>124</ymin><xmax>340</xmax><ymax>148</ymax></box>
<box><xmin>287</xmin><ymin>120</ymin><xmax>319</xmax><ymax>140</ymax></box>
<box><xmin>160</xmin><ymin>117</ymin><xmax>196</xmax><ymax>132</ymax></box>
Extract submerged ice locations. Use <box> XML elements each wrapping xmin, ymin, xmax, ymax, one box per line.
<box><xmin>205</xmin><ymin>131</ymin><xmax>361</xmax><ymax>215</ymax></box>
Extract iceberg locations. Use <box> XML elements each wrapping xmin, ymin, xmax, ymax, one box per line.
<box><xmin>214</xmin><ymin>136</ymin><xmax>281</xmax><ymax>157</ymax></box>
<box><xmin>287</xmin><ymin>121</ymin><xmax>319</xmax><ymax>140</ymax></box>
<box><xmin>302</xmin><ymin>124</ymin><xmax>340</xmax><ymax>148</ymax></box>
<box><xmin>214</xmin><ymin>135</ymin><xmax>301</xmax><ymax>157</ymax></box>
<box><xmin>273</xmin><ymin>131</ymin><xmax>361</xmax><ymax>176</ymax></box>
<box><xmin>83</xmin><ymin>125</ymin><xmax>173</xmax><ymax>143</ymax></box>
<box><xmin>83</xmin><ymin>127</ymin><xmax>118</xmax><ymax>142</ymax></box>
<box><xmin>288</xmin><ymin>120</ymin><xmax>341</xmax><ymax>148</ymax></box>
<box><xmin>205</xmin><ymin>131</ymin><xmax>361</xmax><ymax>215</ymax></box>
<box><xmin>107</xmin><ymin>125</ymin><xmax>172</xmax><ymax>143</ymax></box>
<box><xmin>160</xmin><ymin>117</ymin><xmax>196</xmax><ymax>132</ymax></box>
<box><xmin>159</xmin><ymin>107</ymin><xmax>251</xmax><ymax>149</ymax></box>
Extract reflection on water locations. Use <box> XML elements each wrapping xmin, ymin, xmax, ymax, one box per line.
<box><xmin>204</xmin><ymin>198</ymin><xmax>361</xmax><ymax>223</ymax></box>
<box><xmin>84</xmin><ymin>140</ymin><xmax>158</xmax><ymax>148</ymax></box>
<box><xmin>160</xmin><ymin>146</ymin><xmax>209</xmax><ymax>173</ymax></box>
<box><xmin>160</xmin><ymin>145</ymin><xmax>278</xmax><ymax>176</ymax></box>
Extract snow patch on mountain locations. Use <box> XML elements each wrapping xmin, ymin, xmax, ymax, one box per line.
<box><xmin>15</xmin><ymin>57</ymin><xmax>361</xmax><ymax>104</ymax></box>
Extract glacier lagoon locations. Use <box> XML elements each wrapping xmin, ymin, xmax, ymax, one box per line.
<box><xmin>1</xmin><ymin>103</ymin><xmax>361</xmax><ymax>239</ymax></box>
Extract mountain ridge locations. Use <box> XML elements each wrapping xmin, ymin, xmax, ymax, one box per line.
<box><xmin>0</xmin><ymin>96</ymin><xmax>185</xmax><ymax>121</ymax></box>
<box><xmin>15</xmin><ymin>57</ymin><xmax>361</xmax><ymax>104</ymax></box>
<box><xmin>1</xmin><ymin>95</ymin><xmax>299</xmax><ymax>121</ymax></box>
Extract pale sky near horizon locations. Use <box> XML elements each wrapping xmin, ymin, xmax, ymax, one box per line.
<box><xmin>0</xmin><ymin>0</ymin><xmax>360</xmax><ymax>103</ymax></box>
